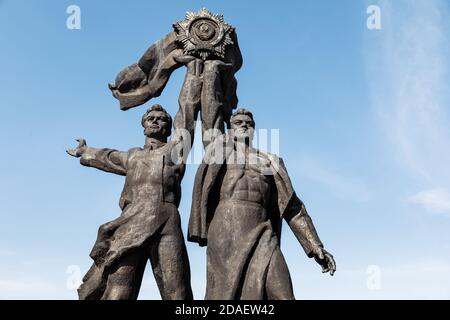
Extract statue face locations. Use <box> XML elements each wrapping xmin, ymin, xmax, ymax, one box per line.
<box><xmin>230</xmin><ymin>114</ymin><xmax>255</xmax><ymax>142</ymax></box>
<box><xmin>143</xmin><ymin>111</ymin><xmax>171</xmax><ymax>139</ymax></box>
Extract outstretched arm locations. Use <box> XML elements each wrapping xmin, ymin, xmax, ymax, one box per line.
<box><xmin>67</xmin><ymin>139</ymin><xmax>128</xmax><ymax>176</ymax></box>
<box><xmin>284</xmin><ymin>196</ymin><xmax>336</xmax><ymax>276</ymax></box>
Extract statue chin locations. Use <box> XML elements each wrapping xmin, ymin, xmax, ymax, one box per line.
<box><xmin>145</xmin><ymin>128</ymin><xmax>161</xmax><ymax>135</ymax></box>
<box><xmin>145</xmin><ymin>130</ymin><xmax>169</xmax><ymax>141</ymax></box>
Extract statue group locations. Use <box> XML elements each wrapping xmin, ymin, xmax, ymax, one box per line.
<box><xmin>67</xmin><ymin>8</ymin><xmax>336</xmax><ymax>300</ymax></box>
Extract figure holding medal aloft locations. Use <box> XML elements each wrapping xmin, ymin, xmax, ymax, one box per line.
<box><xmin>109</xmin><ymin>8</ymin><xmax>243</xmax><ymax>147</ymax></box>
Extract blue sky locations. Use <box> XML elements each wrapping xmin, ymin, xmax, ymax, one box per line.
<box><xmin>0</xmin><ymin>0</ymin><xmax>449</xmax><ymax>299</ymax></box>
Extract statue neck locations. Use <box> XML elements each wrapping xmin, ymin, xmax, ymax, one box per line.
<box><xmin>233</xmin><ymin>139</ymin><xmax>253</xmax><ymax>154</ymax></box>
<box><xmin>144</xmin><ymin>136</ymin><xmax>167</xmax><ymax>149</ymax></box>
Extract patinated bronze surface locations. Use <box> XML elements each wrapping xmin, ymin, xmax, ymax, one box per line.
<box><xmin>188</xmin><ymin>109</ymin><xmax>336</xmax><ymax>300</ymax></box>
<box><xmin>109</xmin><ymin>8</ymin><xmax>242</xmax><ymax>146</ymax></box>
<box><xmin>69</xmin><ymin>8</ymin><xmax>336</xmax><ymax>300</ymax></box>
<box><xmin>67</xmin><ymin>105</ymin><xmax>193</xmax><ymax>300</ymax></box>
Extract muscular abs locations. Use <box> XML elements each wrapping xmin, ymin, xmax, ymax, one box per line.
<box><xmin>218</xmin><ymin>152</ymin><xmax>273</xmax><ymax>207</ymax></box>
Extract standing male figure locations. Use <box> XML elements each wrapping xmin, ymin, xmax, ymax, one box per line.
<box><xmin>67</xmin><ymin>105</ymin><xmax>193</xmax><ymax>300</ymax></box>
<box><xmin>109</xmin><ymin>8</ymin><xmax>242</xmax><ymax>147</ymax></box>
<box><xmin>189</xmin><ymin>109</ymin><xmax>336</xmax><ymax>300</ymax></box>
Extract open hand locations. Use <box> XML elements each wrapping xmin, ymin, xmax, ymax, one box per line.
<box><xmin>312</xmin><ymin>247</ymin><xmax>336</xmax><ymax>276</ymax></box>
<box><xmin>174</xmin><ymin>55</ymin><xmax>204</xmax><ymax>76</ymax></box>
<box><xmin>203</xmin><ymin>60</ymin><xmax>233</xmax><ymax>73</ymax></box>
<box><xmin>66</xmin><ymin>139</ymin><xmax>87</xmax><ymax>158</ymax></box>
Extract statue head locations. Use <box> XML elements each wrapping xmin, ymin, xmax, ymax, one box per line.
<box><xmin>141</xmin><ymin>104</ymin><xmax>172</xmax><ymax>140</ymax></box>
<box><xmin>229</xmin><ymin>108</ymin><xmax>255</xmax><ymax>144</ymax></box>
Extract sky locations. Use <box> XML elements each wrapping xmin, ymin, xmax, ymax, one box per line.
<box><xmin>0</xmin><ymin>0</ymin><xmax>449</xmax><ymax>300</ymax></box>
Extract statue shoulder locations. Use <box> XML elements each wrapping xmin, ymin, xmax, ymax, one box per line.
<box><xmin>257</xmin><ymin>150</ymin><xmax>282</xmax><ymax>164</ymax></box>
<box><xmin>127</xmin><ymin>147</ymin><xmax>142</xmax><ymax>156</ymax></box>
<box><xmin>256</xmin><ymin>150</ymin><xmax>288</xmax><ymax>177</ymax></box>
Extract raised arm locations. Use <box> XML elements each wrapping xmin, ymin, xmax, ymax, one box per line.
<box><xmin>108</xmin><ymin>32</ymin><xmax>183</xmax><ymax>111</ymax></box>
<box><xmin>67</xmin><ymin>139</ymin><xmax>128</xmax><ymax>176</ymax></box>
<box><xmin>284</xmin><ymin>196</ymin><xmax>336</xmax><ymax>276</ymax></box>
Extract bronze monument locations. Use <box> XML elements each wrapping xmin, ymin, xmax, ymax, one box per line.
<box><xmin>68</xmin><ymin>8</ymin><xmax>336</xmax><ymax>300</ymax></box>
<box><xmin>67</xmin><ymin>105</ymin><xmax>192</xmax><ymax>300</ymax></box>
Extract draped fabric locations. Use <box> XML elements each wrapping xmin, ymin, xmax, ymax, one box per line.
<box><xmin>77</xmin><ymin>144</ymin><xmax>183</xmax><ymax>300</ymax></box>
<box><xmin>187</xmin><ymin>135</ymin><xmax>324</xmax><ymax>299</ymax></box>
<box><xmin>109</xmin><ymin>31</ymin><xmax>242</xmax><ymax>128</ymax></box>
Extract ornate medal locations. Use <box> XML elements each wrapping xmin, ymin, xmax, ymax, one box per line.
<box><xmin>173</xmin><ymin>8</ymin><xmax>235</xmax><ymax>60</ymax></box>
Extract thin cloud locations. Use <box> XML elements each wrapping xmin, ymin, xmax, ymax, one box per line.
<box><xmin>409</xmin><ymin>188</ymin><xmax>450</xmax><ymax>215</ymax></box>
<box><xmin>293</xmin><ymin>157</ymin><xmax>371</xmax><ymax>203</ymax></box>
<box><xmin>0</xmin><ymin>248</ymin><xmax>16</xmax><ymax>257</ymax></box>
<box><xmin>292</xmin><ymin>259</ymin><xmax>450</xmax><ymax>299</ymax></box>
<box><xmin>367</xmin><ymin>0</ymin><xmax>450</xmax><ymax>212</ymax></box>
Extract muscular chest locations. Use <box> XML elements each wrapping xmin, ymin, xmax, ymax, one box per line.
<box><xmin>222</xmin><ymin>166</ymin><xmax>267</xmax><ymax>188</ymax></box>
<box><xmin>219</xmin><ymin>160</ymin><xmax>273</xmax><ymax>204</ymax></box>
